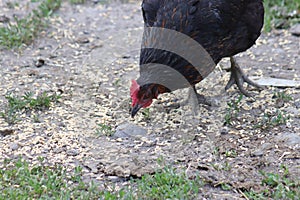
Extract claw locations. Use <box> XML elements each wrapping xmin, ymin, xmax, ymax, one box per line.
<box><xmin>225</xmin><ymin>56</ymin><xmax>263</xmax><ymax>97</ymax></box>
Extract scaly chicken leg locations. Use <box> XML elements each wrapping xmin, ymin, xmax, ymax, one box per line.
<box><xmin>192</xmin><ymin>86</ymin><xmax>212</xmax><ymax>106</ymax></box>
<box><xmin>225</xmin><ymin>57</ymin><xmax>262</xmax><ymax>97</ymax></box>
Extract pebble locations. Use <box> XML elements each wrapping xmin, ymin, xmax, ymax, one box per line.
<box><xmin>114</xmin><ymin>123</ymin><xmax>147</xmax><ymax>139</ymax></box>
<box><xmin>290</xmin><ymin>23</ymin><xmax>300</xmax><ymax>36</ymax></box>
<box><xmin>66</xmin><ymin>149</ymin><xmax>80</xmax><ymax>156</ymax></box>
<box><xmin>252</xmin><ymin>149</ymin><xmax>264</xmax><ymax>157</ymax></box>
<box><xmin>10</xmin><ymin>143</ymin><xmax>19</xmax><ymax>151</ymax></box>
<box><xmin>276</xmin><ymin>133</ymin><xmax>300</xmax><ymax>148</ymax></box>
<box><xmin>220</xmin><ymin>127</ymin><xmax>229</xmax><ymax>135</ymax></box>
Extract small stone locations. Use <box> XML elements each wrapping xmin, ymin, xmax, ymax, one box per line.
<box><xmin>66</xmin><ymin>149</ymin><xmax>80</xmax><ymax>156</ymax></box>
<box><xmin>107</xmin><ymin>176</ymin><xmax>121</xmax><ymax>182</ymax></box>
<box><xmin>76</xmin><ymin>37</ymin><xmax>90</xmax><ymax>44</ymax></box>
<box><xmin>276</xmin><ymin>133</ymin><xmax>300</xmax><ymax>148</ymax></box>
<box><xmin>290</xmin><ymin>23</ymin><xmax>300</xmax><ymax>36</ymax></box>
<box><xmin>220</xmin><ymin>127</ymin><xmax>229</xmax><ymax>135</ymax></box>
<box><xmin>35</xmin><ymin>59</ymin><xmax>45</xmax><ymax>68</ymax></box>
<box><xmin>0</xmin><ymin>129</ymin><xmax>14</xmax><ymax>137</ymax></box>
<box><xmin>252</xmin><ymin>150</ymin><xmax>264</xmax><ymax>157</ymax></box>
<box><xmin>114</xmin><ymin>123</ymin><xmax>147</xmax><ymax>139</ymax></box>
<box><xmin>10</xmin><ymin>143</ymin><xmax>19</xmax><ymax>151</ymax></box>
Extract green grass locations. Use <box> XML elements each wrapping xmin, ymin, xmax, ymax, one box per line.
<box><xmin>245</xmin><ymin>166</ymin><xmax>300</xmax><ymax>200</ymax></box>
<box><xmin>131</xmin><ymin>166</ymin><xmax>203</xmax><ymax>199</ymax></box>
<box><xmin>224</xmin><ymin>94</ymin><xmax>243</xmax><ymax>126</ymax></box>
<box><xmin>0</xmin><ymin>158</ymin><xmax>107</xmax><ymax>199</ymax></box>
<box><xmin>264</xmin><ymin>0</ymin><xmax>300</xmax><ymax>32</ymax></box>
<box><xmin>273</xmin><ymin>91</ymin><xmax>293</xmax><ymax>102</ymax></box>
<box><xmin>256</xmin><ymin>109</ymin><xmax>289</xmax><ymax>130</ymax></box>
<box><xmin>142</xmin><ymin>107</ymin><xmax>151</xmax><ymax>120</ymax></box>
<box><xmin>0</xmin><ymin>158</ymin><xmax>204</xmax><ymax>200</ymax></box>
<box><xmin>69</xmin><ymin>0</ymin><xmax>86</xmax><ymax>4</ymax></box>
<box><xmin>0</xmin><ymin>0</ymin><xmax>62</xmax><ymax>48</ymax></box>
<box><xmin>1</xmin><ymin>91</ymin><xmax>61</xmax><ymax>124</ymax></box>
<box><xmin>96</xmin><ymin>123</ymin><xmax>114</xmax><ymax>136</ymax></box>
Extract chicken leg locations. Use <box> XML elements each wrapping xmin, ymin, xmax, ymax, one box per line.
<box><xmin>192</xmin><ymin>86</ymin><xmax>212</xmax><ymax>106</ymax></box>
<box><xmin>225</xmin><ymin>57</ymin><xmax>262</xmax><ymax>97</ymax></box>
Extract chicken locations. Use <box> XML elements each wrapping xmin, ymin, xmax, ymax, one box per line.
<box><xmin>131</xmin><ymin>0</ymin><xmax>264</xmax><ymax>117</ymax></box>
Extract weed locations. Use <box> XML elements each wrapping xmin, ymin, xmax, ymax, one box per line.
<box><xmin>0</xmin><ymin>158</ymin><xmax>205</xmax><ymax>199</ymax></box>
<box><xmin>0</xmin><ymin>0</ymin><xmax>62</xmax><ymax>48</ymax></box>
<box><xmin>96</xmin><ymin>123</ymin><xmax>114</xmax><ymax>136</ymax></box>
<box><xmin>113</xmin><ymin>78</ymin><xmax>121</xmax><ymax>87</ymax></box>
<box><xmin>220</xmin><ymin>183</ymin><xmax>232</xmax><ymax>191</ymax></box>
<box><xmin>256</xmin><ymin>109</ymin><xmax>289</xmax><ymax>129</ymax></box>
<box><xmin>131</xmin><ymin>166</ymin><xmax>203</xmax><ymax>199</ymax></box>
<box><xmin>223</xmin><ymin>161</ymin><xmax>232</xmax><ymax>171</ymax></box>
<box><xmin>1</xmin><ymin>91</ymin><xmax>61</xmax><ymax>125</ymax></box>
<box><xmin>244</xmin><ymin>166</ymin><xmax>300</xmax><ymax>200</ymax></box>
<box><xmin>264</xmin><ymin>0</ymin><xmax>300</xmax><ymax>32</ymax></box>
<box><xmin>0</xmin><ymin>158</ymin><xmax>104</xmax><ymax>199</ymax></box>
<box><xmin>224</xmin><ymin>149</ymin><xmax>237</xmax><ymax>158</ymax></box>
<box><xmin>224</xmin><ymin>94</ymin><xmax>243</xmax><ymax>125</ymax></box>
<box><xmin>142</xmin><ymin>107</ymin><xmax>151</xmax><ymax>120</ymax></box>
<box><xmin>69</xmin><ymin>0</ymin><xmax>86</xmax><ymax>4</ymax></box>
<box><xmin>273</xmin><ymin>91</ymin><xmax>293</xmax><ymax>102</ymax></box>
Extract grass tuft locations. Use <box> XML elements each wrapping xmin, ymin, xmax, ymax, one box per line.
<box><xmin>224</xmin><ymin>94</ymin><xmax>243</xmax><ymax>126</ymax></box>
<box><xmin>0</xmin><ymin>158</ymin><xmax>103</xmax><ymax>199</ymax></box>
<box><xmin>1</xmin><ymin>91</ymin><xmax>61</xmax><ymax>125</ymax></box>
<box><xmin>69</xmin><ymin>0</ymin><xmax>86</xmax><ymax>4</ymax></box>
<box><xmin>96</xmin><ymin>123</ymin><xmax>114</xmax><ymax>136</ymax></box>
<box><xmin>0</xmin><ymin>0</ymin><xmax>62</xmax><ymax>49</ymax></box>
<box><xmin>127</xmin><ymin>166</ymin><xmax>203</xmax><ymax>199</ymax></box>
<box><xmin>0</xmin><ymin>158</ymin><xmax>204</xmax><ymax>199</ymax></box>
<box><xmin>264</xmin><ymin>0</ymin><xmax>300</xmax><ymax>32</ymax></box>
<box><xmin>245</xmin><ymin>165</ymin><xmax>300</xmax><ymax>200</ymax></box>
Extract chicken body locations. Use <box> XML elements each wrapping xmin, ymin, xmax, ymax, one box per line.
<box><xmin>131</xmin><ymin>0</ymin><xmax>264</xmax><ymax>117</ymax></box>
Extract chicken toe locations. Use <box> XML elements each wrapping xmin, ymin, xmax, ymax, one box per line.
<box><xmin>225</xmin><ymin>57</ymin><xmax>263</xmax><ymax>97</ymax></box>
<box><xmin>191</xmin><ymin>86</ymin><xmax>212</xmax><ymax>106</ymax></box>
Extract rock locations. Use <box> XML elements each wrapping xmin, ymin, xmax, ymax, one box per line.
<box><xmin>295</xmin><ymin>101</ymin><xmax>300</xmax><ymax>109</ymax></box>
<box><xmin>252</xmin><ymin>149</ymin><xmax>264</xmax><ymax>157</ymax></box>
<box><xmin>249</xmin><ymin>77</ymin><xmax>300</xmax><ymax>88</ymax></box>
<box><xmin>0</xmin><ymin>129</ymin><xmax>14</xmax><ymax>137</ymax></box>
<box><xmin>105</xmin><ymin>164</ymin><xmax>131</xmax><ymax>177</ymax></box>
<box><xmin>114</xmin><ymin>123</ymin><xmax>147</xmax><ymax>139</ymax></box>
<box><xmin>290</xmin><ymin>23</ymin><xmax>300</xmax><ymax>36</ymax></box>
<box><xmin>283</xmin><ymin>107</ymin><xmax>299</xmax><ymax>116</ymax></box>
<box><xmin>10</xmin><ymin>143</ymin><xmax>19</xmax><ymax>151</ymax></box>
<box><xmin>220</xmin><ymin>127</ymin><xmax>229</xmax><ymax>135</ymax></box>
<box><xmin>275</xmin><ymin>133</ymin><xmax>300</xmax><ymax>148</ymax></box>
<box><xmin>84</xmin><ymin>161</ymin><xmax>99</xmax><ymax>174</ymax></box>
<box><xmin>107</xmin><ymin>176</ymin><xmax>122</xmax><ymax>182</ymax></box>
<box><xmin>66</xmin><ymin>149</ymin><xmax>80</xmax><ymax>156</ymax></box>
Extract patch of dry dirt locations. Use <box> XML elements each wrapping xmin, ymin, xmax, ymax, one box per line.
<box><xmin>0</xmin><ymin>1</ymin><xmax>299</xmax><ymax>199</ymax></box>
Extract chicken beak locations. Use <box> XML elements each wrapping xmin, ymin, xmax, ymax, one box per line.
<box><xmin>131</xmin><ymin>104</ymin><xmax>142</xmax><ymax>118</ymax></box>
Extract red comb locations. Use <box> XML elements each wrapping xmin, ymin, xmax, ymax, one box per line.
<box><xmin>130</xmin><ymin>80</ymin><xmax>139</xmax><ymax>97</ymax></box>
<box><xmin>130</xmin><ymin>80</ymin><xmax>140</xmax><ymax>106</ymax></box>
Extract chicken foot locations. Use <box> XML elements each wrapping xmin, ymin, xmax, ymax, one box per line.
<box><xmin>225</xmin><ymin>56</ymin><xmax>263</xmax><ymax>97</ymax></box>
<box><xmin>192</xmin><ymin>86</ymin><xmax>212</xmax><ymax>106</ymax></box>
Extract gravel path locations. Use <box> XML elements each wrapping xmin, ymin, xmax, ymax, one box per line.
<box><xmin>0</xmin><ymin>1</ymin><xmax>299</xmax><ymax>198</ymax></box>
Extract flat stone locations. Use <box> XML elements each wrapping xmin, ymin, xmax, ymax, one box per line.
<box><xmin>114</xmin><ymin>123</ymin><xmax>147</xmax><ymax>139</ymax></box>
<box><xmin>275</xmin><ymin>133</ymin><xmax>300</xmax><ymax>148</ymax></box>
<box><xmin>66</xmin><ymin>149</ymin><xmax>80</xmax><ymax>156</ymax></box>
<box><xmin>290</xmin><ymin>23</ymin><xmax>300</xmax><ymax>36</ymax></box>
<box><xmin>252</xmin><ymin>149</ymin><xmax>264</xmax><ymax>157</ymax></box>
<box><xmin>250</xmin><ymin>77</ymin><xmax>300</xmax><ymax>88</ymax></box>
<box><xmin>10</xmin><ymin>143</ymin><xmax>19</xmax><ymax>151</ymax></box>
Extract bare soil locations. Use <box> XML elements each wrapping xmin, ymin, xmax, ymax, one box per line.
<box><xmin>0</xmin><ymin>1</ymin><xmax>299</xmax><ymax>199</ymax></box>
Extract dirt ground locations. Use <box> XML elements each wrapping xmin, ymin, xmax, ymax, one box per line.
<box><xmin>0</xmin><ymin>1</ymin><xmax>299</xmax><ymax>199</ymax></box>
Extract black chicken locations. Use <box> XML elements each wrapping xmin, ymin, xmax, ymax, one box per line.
<box><xmin>131</xmin><ymin>0</ymin><xmax>264</xmax><ymax>117</ymax></box>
